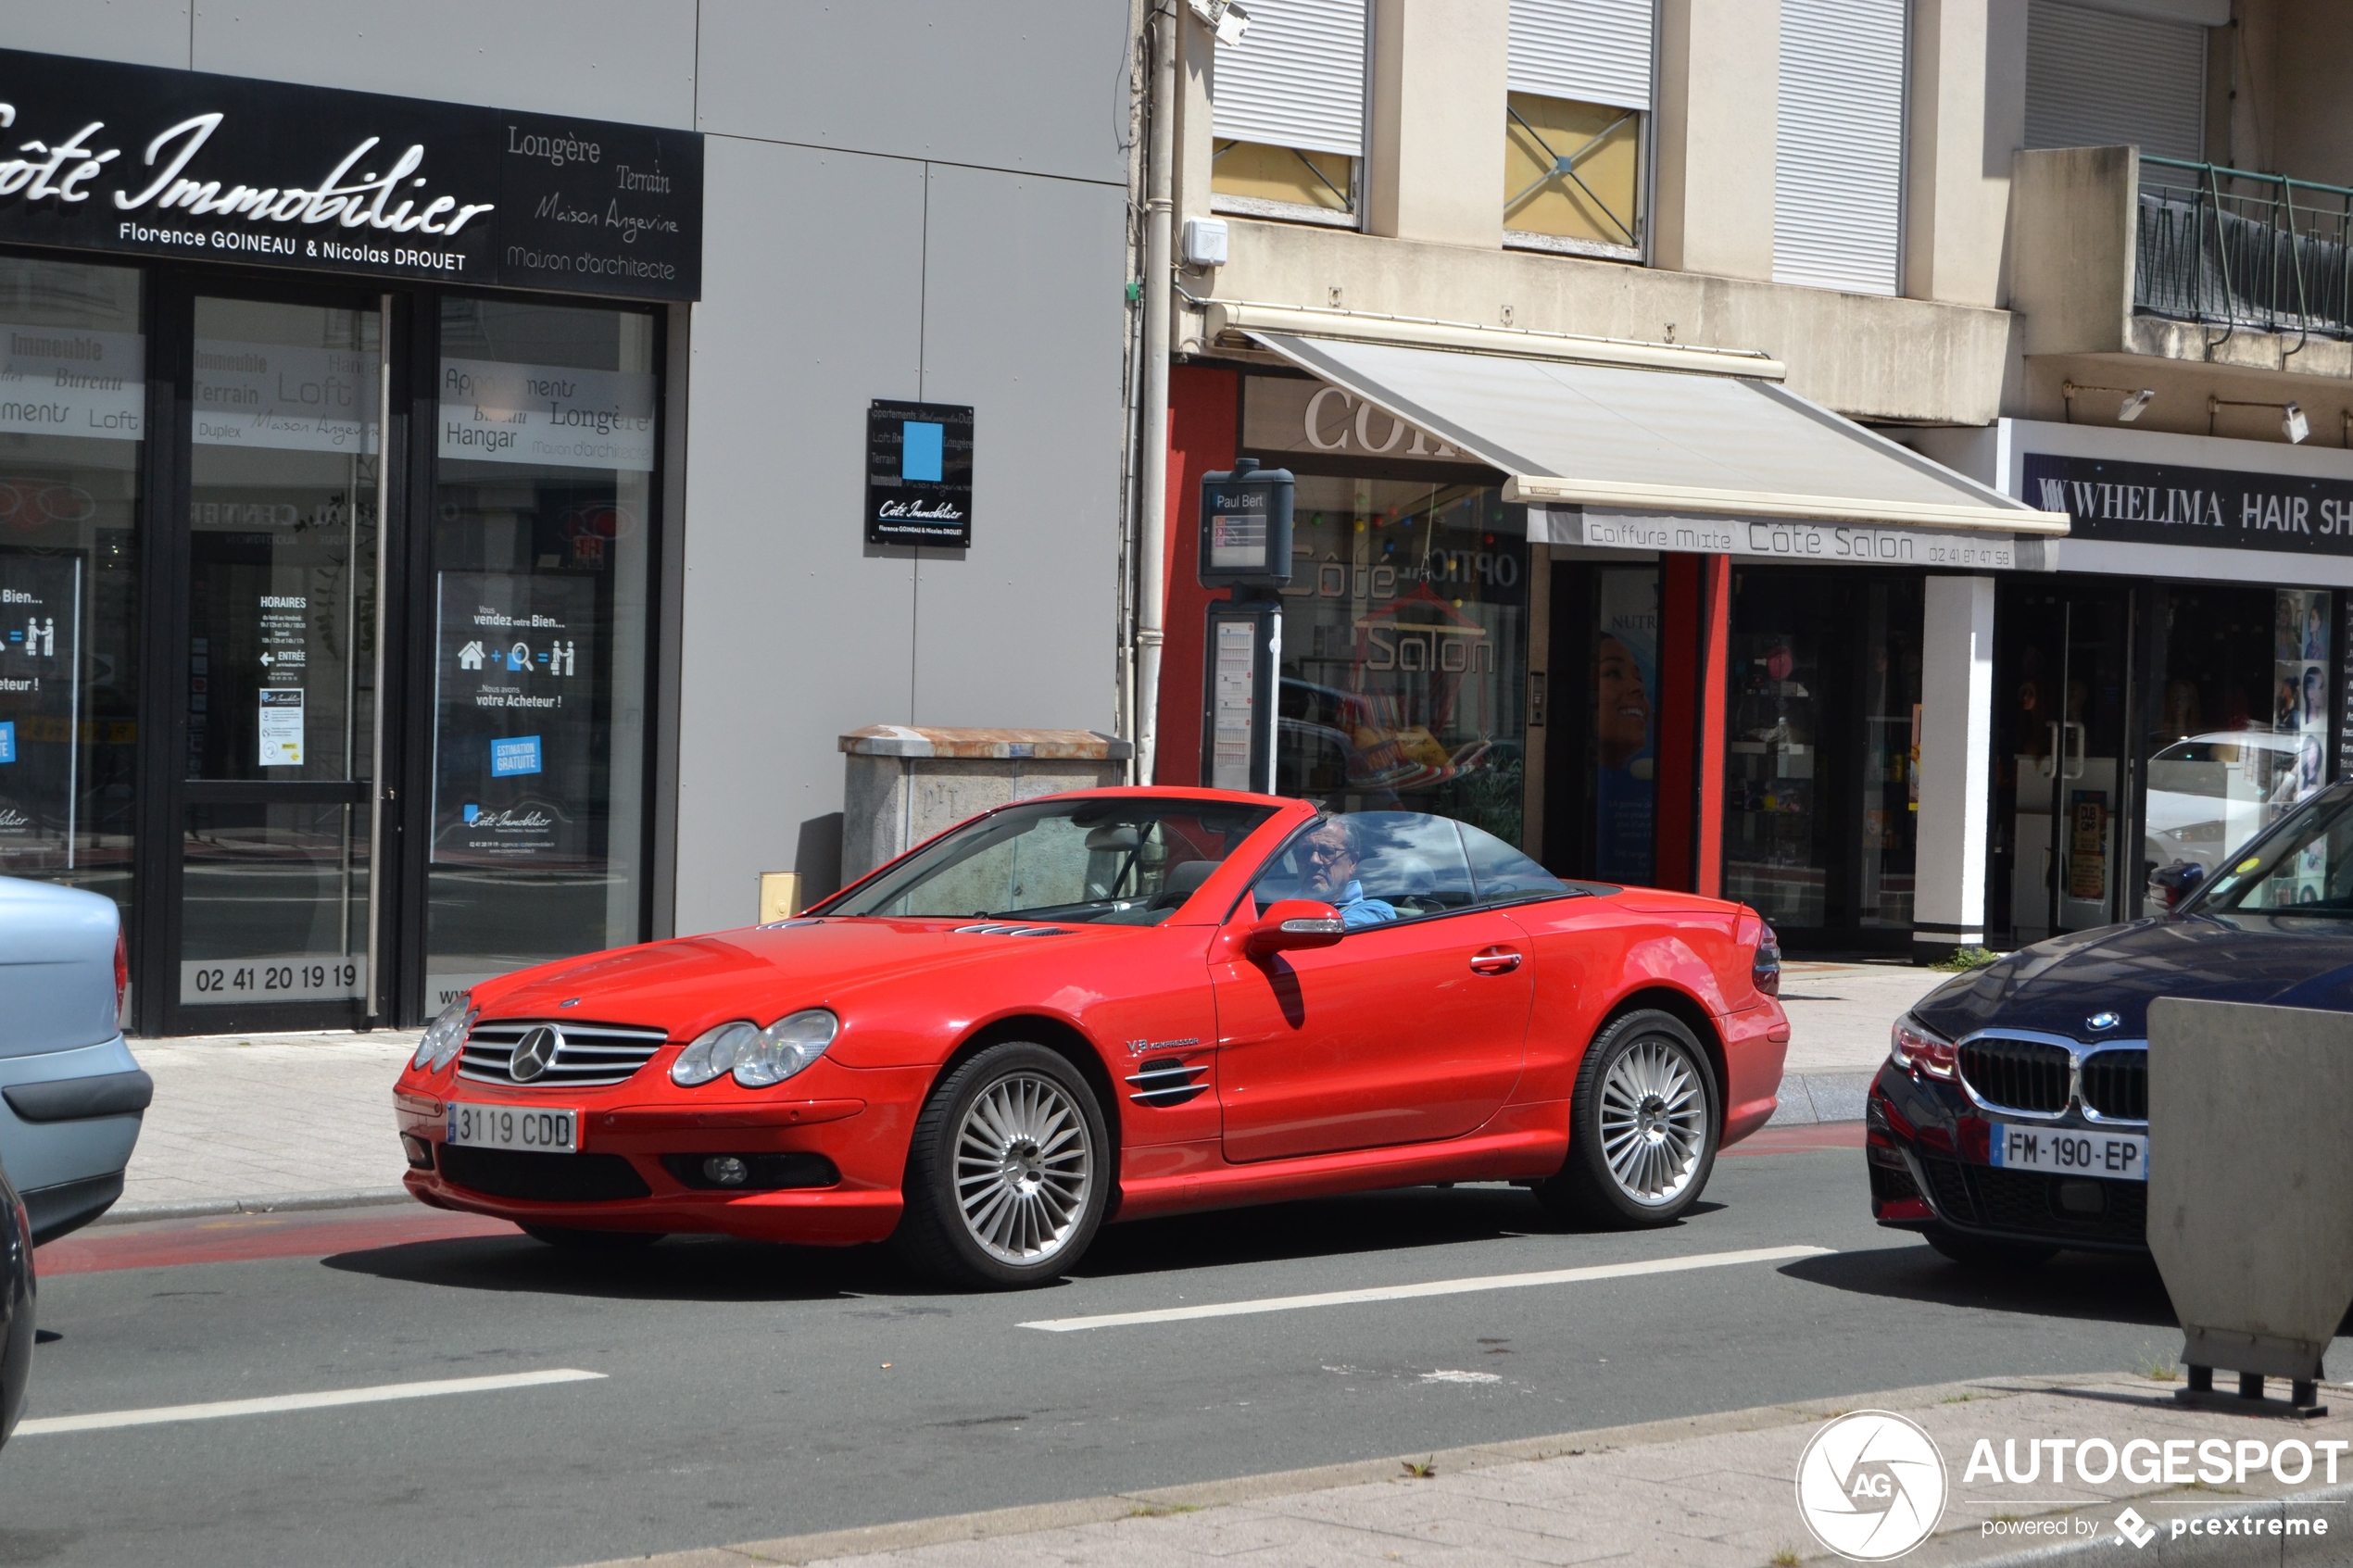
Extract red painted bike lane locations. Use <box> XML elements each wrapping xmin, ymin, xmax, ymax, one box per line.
<box><xmin>36</xmin><ymin>1207</ymin><xmax>518</xmax><ymax>1276</ymax></box>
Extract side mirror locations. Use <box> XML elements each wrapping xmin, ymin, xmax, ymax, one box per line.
<box><xmin>1247</xmin><ymin>898</ymin><xmax>1346</xmax><ymax>958</ymax></box>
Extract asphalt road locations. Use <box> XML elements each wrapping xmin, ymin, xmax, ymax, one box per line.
<box><xmin>7</xmin><ymin>1134</ymin><xmax>2326</xmax><ymax>1568</ymax></box>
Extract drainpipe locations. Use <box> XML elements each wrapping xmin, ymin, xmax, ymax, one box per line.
<box><xmin>1134</xmin><ymin>0</ymin><xmax>1176</xmax><ymax>787</ymax></box>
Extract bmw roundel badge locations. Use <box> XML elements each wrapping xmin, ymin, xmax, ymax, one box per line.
<box><xmin>2085</xmin><ymin>1010</ymin><xmax>2121</xmax><ymax>1033</ymax></box>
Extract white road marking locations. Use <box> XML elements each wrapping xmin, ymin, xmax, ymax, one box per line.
<box><xmin>1019</xmin><ymin>1245</ymin><xmax>1831</xmax><ymax>1332</ymax></box>
<box><xmin>15</xmin><ymin>1368</ymin><xmax>606</xmax><ymax>1436</ymax></box>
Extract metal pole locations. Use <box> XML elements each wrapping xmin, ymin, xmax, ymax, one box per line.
<box><xmin>1134</xmin><ymin>0</ymin><xmax>1176</xmax><ymax>787</ymax></box>
<box><xmin>364</xmin><ymin>295</ymin><xmax>393</xmax><ymax>1021</ymax></box>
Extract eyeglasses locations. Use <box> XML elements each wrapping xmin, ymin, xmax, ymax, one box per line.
<box><xmin>1302</xmin><ymin>841</ymin><xmax>1351</xmax><ymax>863</ymax></box>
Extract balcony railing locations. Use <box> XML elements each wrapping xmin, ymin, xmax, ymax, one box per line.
<box><xmin>2136</xmin><ymin>157</ymin><xmax>2353</xmax><ymax>342</ymax></box>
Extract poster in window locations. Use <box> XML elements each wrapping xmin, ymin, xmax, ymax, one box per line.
<box><xmin>431</xmin><ymin>571</ymin><xmax>598</xmax><ymax>866</ymax></box>
<box><xmin>0</xmin><ymin>553</ymin><xmax>79</xmax><ymax>867</ymax></box>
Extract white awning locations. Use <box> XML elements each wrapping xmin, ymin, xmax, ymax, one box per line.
<box><xmin>1220</xmin><ymin>309</ymin><xmax>2067</xmax><ymax>539</ymax></box>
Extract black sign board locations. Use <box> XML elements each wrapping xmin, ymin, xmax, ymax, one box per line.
<box><xmin>1197</xmin><ymin>458</ymin><xmax>1296</xmax><ymax>588</ymax></box>
<box><xmin>0</xmin><ymin>47</ymin><xmax>701</xmax><ymax>299</ymax></box>
<box><xmin>865</xmin><ymin>400</ymin><xmax>974</xmax><ymax>546</ymax></box>
<box><xmin>2023</xmin><ymin>451</ymin><xmax>2353</xmax><ymax>558</ymax></box>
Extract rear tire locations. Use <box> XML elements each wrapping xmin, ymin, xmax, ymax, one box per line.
<box><xmin>1923</xmin><ymin>1225</ymin><xmax>2057</xmax><ymax>1269</ymax></box>
<box><xmin>1537</xmin><ymin>1009</ymin><xmax>1719</xmax><ymax>1229</ymax></box>
<box><xmin>894</xmin><ymin>1041</ymin><xmax>1110</xmax><ymax>1290</ymax></box>
<box><xmin>520</xmin><ymin>1224</ymin><xmax>663</xmax><ymax>1252</ymax></box>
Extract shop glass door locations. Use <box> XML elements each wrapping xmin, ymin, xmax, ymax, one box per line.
<box><xmin>1993</xmin><ymin>585</ymin><xmax>2132</xmax><ymax>946</ymax></box>
<box><xmin>172</xmin><ymin>295</ymin><xmax>380</xmax><ymax>1026</ymax></box>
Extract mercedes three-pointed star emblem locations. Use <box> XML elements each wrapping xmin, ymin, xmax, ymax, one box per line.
<box><xmin>509</xmin><ymin>1024</ymin><xmax>562</xmax><ymax>1083</ymax></box>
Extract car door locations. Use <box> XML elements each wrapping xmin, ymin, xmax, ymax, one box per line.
<box><xmin>1211</xmin><ymin>813</ymin><xmax>1532</xmax><ymax>1162</ymax></box>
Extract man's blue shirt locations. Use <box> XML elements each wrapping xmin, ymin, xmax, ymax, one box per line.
<box><xmin>1332</xmin><ymin>878</ymin><xmax>1399</xmax><ymax>929</ymax></box>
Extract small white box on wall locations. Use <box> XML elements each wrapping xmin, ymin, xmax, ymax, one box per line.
<box><xmin>1181</xmin><ymin>218</ymin><xmax>1228</xmax><ymax>269</ymax></box>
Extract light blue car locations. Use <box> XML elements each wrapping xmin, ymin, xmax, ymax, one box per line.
<box><xmin>0</xmin><ymin>879</ymin><xmax>147</xmax><ymax>1244</ymax></box>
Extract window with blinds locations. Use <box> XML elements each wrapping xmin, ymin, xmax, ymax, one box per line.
<box><xmin>1772</xmin><ymin>0</ymin><xmax>1907</xmax><ymax>297</ymax></box>
<box><xmin>1504</xmin><ymin>0</ymin><xmax>1652</xmax><ymax>257</ymax></box>
<box><xmin>1211</xmin><ymin>0</ymin><xmax>1368</xmax><ymax>225</ymax></box>
<box><xmin>2024</xmin><ymin>0</ymin><xmax>2205</xmax><ymax>164</ymax></box>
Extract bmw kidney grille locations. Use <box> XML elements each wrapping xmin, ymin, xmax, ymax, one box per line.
<box><xmin>458</xmin><ymin>1020</ymin><xmax>671</xmax><ymax>1088</ymax></box>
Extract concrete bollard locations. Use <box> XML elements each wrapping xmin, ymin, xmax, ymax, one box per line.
<box><xmin>838</xmin><ymin>727</ymin><xmax>1133</xmax><ymax>887</ymax></box>
<box><xmin>2147</xmin><ymin>997</ymin><xmax>2353</xmax><ymax>1419</ymax></box>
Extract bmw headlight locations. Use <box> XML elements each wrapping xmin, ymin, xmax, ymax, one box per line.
<box><xmin>734</xmin><ymin>1010</ymin><xmax>838</xmax><ymax>1087</ymax></box>
<box><xmin>411</xmin><ymin>994</ymin><xmax>476</xmax><ymax>1073</ymax></box>
<box><xmin>672</xmin><ymin>1021</ymin><xmax>759</xmax><ymax>1086</ymax></box>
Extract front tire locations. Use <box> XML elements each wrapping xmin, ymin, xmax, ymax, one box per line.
<box><xmin>1538</xmin><ymin>1009</ymin><xmax>1719</xmax><ymax>1228</ymax></box>
<box><xmin>894</xmin><ymin>1041</ymin><xmax>1110</xmax><ymax>1289</ymax></box>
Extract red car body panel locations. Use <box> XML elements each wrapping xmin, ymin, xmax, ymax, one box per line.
<box><xmin>395</xmin><ymin>787</ymin><xmax>1788</xmax><ymax>1242</ymax></box>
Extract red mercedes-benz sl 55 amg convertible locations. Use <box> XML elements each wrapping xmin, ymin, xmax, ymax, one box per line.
<box><xmin>394</xmin><ymin>788</ymin><xmax>1789</xmax><ymax>1287</ymax></box>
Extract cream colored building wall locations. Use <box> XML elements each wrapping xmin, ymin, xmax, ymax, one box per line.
<box><xmin>1366</xmin><ymin>0</ymin><xmax>1507</xmax><ymax>247</ymax></box>
<box><xmin>1906</xmin><ymin>0</ymin><xmax>2027</xmax><ymax>308</ymax></box>
<box><xmin>1651</xmin><ymin>0</ymin><xmax>1780</xmax><ymax>281</ymax></box>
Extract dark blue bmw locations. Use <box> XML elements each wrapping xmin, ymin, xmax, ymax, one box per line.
<box><xmin>1869</xmin><ymin>778</ymin><xmax>2353</xmax><ymax>1264</ymax></box>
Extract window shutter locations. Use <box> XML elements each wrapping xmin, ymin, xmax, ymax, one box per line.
<box><xmin>1507</xmin><ymin>0</ymin><xmax>1654</xmax><ymax>112</ymax></box>
<box><xmin>2025</xmin><ymin>0</ymin><xmax>2205</xmax><ymax>162</ymax></box>
<box><xmin>1212</xmin><ymin>0</ymin><xmax>1368</xmax><ymax>157</ymax></box>
<box><xmin>1773</xmin><ymin>0</ymin><xmax>1907</xmax><ymax>297</ymax></box>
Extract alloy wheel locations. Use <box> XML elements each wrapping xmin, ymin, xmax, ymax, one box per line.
<box><xmin>1597</xmin><ymin>1036</ymin><xmax>1706</xmax><ymax>1206</ymax></box>
<box><xmin>952</xmin><ymin>1071</ymin><xmax>1095</xmax><ymax>1264</ymax></box>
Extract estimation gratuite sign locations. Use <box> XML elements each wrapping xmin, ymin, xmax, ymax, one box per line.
<box><xmin>0</xmin><ymin>46</ymin><xmax>701</xmax><ymax>299</ymax></box>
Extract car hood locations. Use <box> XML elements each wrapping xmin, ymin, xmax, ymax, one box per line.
<box><xmin>1911</xmin><ymin>914</ymin><xmax>2353</xmax><ymax>1043</ymax></box>
<box><xmin>476</xmin><ymin>917</ymin><xmax>1153</xmax><ymax>1039</ymax></box>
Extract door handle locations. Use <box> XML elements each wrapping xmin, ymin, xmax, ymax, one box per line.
<box><xmin>1469</xmin><ymin>947</ymin><xmax>1522</xmax><ymax>975</ymax></box>
<box><xmin>2063</xmin><ymin>721</ymin><xmax>2087</xmax><ymax>781</ymax></box>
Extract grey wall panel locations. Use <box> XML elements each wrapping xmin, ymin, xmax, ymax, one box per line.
<box><xmin>671</xmin><ymin>136</ymin><xmax>925</xmax><ymax>935</ymax></box>
<box><xmin>911</xmin><ymin>162</ymin><xmax>1124</xmax><ymax>734</ymax></box>
<box><xmin>187</xmin><ymin>0</ymin><xmax>697</xmax><ymax>125</ymax></box>
<box><xmin>697</xmin><ymin>0</ymin><xmax>1131</xmax><ymax>185</ymax></box>
<box><xmin>0</xmin><ymin>0</ymin><xmax>192</xmax><ymax>69</ymax></box>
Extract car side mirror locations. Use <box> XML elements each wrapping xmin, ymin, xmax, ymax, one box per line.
<box><xmin>1247</xmin><ymin>899</ymin><xmax>1346</xmax><ymax>958</ymax></box>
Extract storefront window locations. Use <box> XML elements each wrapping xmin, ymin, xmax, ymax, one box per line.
<box><xmin>0</xmin><ymin>258</ymin><xmax>143</xmax><ymax>935</ymax></box>
<box><xmin>2142</xmin><ymin>584</ymin><xmax>2330</xmax><ymax>899</ymax></box>
<box><xmin>427</xmin><ymin>297</ymin><xmax>656</xmax><ymax>1007</ymax></box>
<box><xmin>180</xmin><ymin>295</ymin><xmax>381</xmax><ymax>1011</ymax></box>
<box><xmin>1592</xmin><ymin>567</ymin><xmax>1657</xmax><ymax>884</ymax></box>
<box><xmin>1725</xmin><ymin>571</ymin><xmax>1921</xmax><ymax>935</ymax></box>
<box><xmin>1272</xmin><ymin>478</ymin><xmax>1529</xmax><ymax>847</ymax></box>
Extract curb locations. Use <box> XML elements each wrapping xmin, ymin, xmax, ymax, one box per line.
<box><xmin>1958</xmin><ymin>1481</ymin><xmax>2353</xmax><ymax>1566</ymax></box>
<box><xmin>1767</xmin><ymin>1070</ymin><xmax>1876</xmax><ymax>1125</ymax></box>
<box><xmin>94</xmin><ymin>1187</ymin><xmax>412</xmax><ymax>1227</ymax></box>
<box><xmin>565</xmin><ymin>1374</ymin><xmax>2095</xmax><ymax>1568</ymax></box>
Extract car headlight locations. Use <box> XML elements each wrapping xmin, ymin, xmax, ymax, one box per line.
<box><xmin>672</xmin><ymin>1021</ymin><xmax>759</xmax><ymax>1086</ymax></box>
<box><xmin>734</xmin><ymin>1010</ymin><xmax>838</xmax><ymax>1087</ymax></box>
<box><xmin>1890</xmin><ymin>1012</ymin><xmax>1957</xmax><ymax>1079</ymax></box>
<box><xmin>671</xmin><ymin>1010</ymin><xmax>838</xmax><ymax>1088</ymax></box>
<box><xmin>411</xmin><ymin>995</ymin><xmax>476</xmax><ymax>1073</ymax></box>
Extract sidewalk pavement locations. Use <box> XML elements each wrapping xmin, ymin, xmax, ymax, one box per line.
<box><xmin>580</xmin><ymin>1370</ymin><xmax>2353</xmax><ymax>1568</ymax></box>
<box><xmin>105</xmin><ymin>961</ymin><xmax>1948</xmax><ymax>1222</ymax></box>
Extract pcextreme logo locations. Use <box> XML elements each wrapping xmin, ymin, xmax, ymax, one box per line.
<box><xmin>1794</xmin><ymin>1411</ymin><xmax>1947</xmax><ymax>1561</ymax></box>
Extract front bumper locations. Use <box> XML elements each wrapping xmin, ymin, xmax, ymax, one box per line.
<box><xmin>1866</xmin><ymin>1061</ymin><xmax>2148</xmax><ymax>1254</ymax></box>
<box><xmin>395</xmin><ymin>1061</ymin><xmax>932</xmax><ymax>1246</ymax></box>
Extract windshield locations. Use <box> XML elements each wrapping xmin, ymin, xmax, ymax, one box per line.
<box><xmin>2186</xmin><ymin>784</ymin><xmax>2353</xmax><ymax>918</ymax></box>
<box><xmin>823</xmin><ymin>797</ymin><xmax>1278</xmax><ymax>924</ymax></box>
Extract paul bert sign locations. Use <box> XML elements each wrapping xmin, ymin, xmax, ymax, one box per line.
<box><xmin>2025</xmin><ymin>452</ymin><xmax>2353</xmax><ymax>557</ymax></box>
<box><xmin>0</xmin><ymin>46</ymin><xmax>701</xmax><ymax>299</ymax></box>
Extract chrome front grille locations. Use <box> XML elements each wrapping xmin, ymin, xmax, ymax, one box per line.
<box><xmin>457</xmin><ymin>1020</ymin><xmax>670</xmax><ymax>1088</ymax></box>
<box><xmin>1957</xmin><ymin>1035</ymin><xmax>2072</xmax><ymax>1116</ymax></box>
<box><xmin>2078</xmin><ymin>1047</ymin><xmax>2148</xmax><ymax>1122</ymax></box>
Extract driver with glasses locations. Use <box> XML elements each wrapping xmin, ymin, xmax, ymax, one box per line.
<box><xmin>1297</xmin><ymin>816</ymin><xmax>1399</xmax><ymax>929</ymax></box>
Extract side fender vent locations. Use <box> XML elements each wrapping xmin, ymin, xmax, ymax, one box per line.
<box><xmin>1125</xmin><ymin>1057</ymin><xmax>1208</xmax><ymax>1108</ymax></box>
